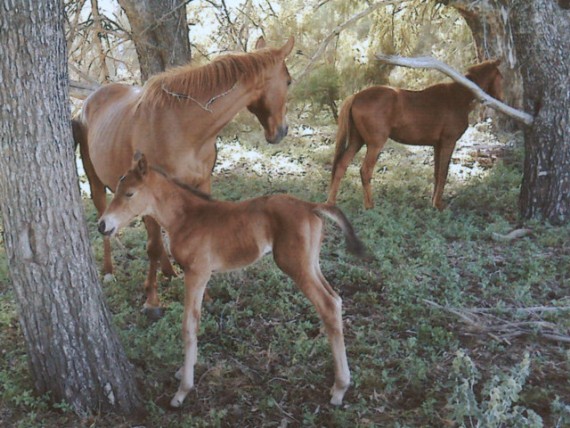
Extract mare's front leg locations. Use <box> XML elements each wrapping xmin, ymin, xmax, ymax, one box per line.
<box><xmin>142</xmin><ymin>216</ymin><xmax>176</xmax><ymax>316</ymax></box>
<box><xmin>170</xmin><ymin>268</ymin><xmax>211</xmax><ymax>408</ymax></box>
<box><xmin>432</xmin><ymin>140</ymin><xmax>456</xmax><ymax>211</ymax></box>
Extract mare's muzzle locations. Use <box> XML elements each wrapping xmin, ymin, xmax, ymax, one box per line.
<box><xmin>268</xmin><ymin>124</ymin><xmax>288</xmax><ymax>145</ymax></box>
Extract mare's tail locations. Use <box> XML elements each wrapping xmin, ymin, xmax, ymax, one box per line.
<box><xmin>71</xmin><ymin>117</ymin><xmax>85</xmax><ymax>153</ymax></box>
<box><xmin>314</xmin><ymin>204</ymin><xmax>373</xmax><ymax>261</ymax></box>
<box><xmin>331</xmin><ymin>95</ymin><xmax>355</xmax><ymax>178</ymax></box>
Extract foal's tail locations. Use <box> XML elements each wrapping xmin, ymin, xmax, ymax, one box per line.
<box><xmin>315</xmin><ymin>204</ymin><xmax>373</xmax><ymax>261</ymax></box>
<box><xmin>331</xmin><ymin>95</ymin><xmax>355</xmax><ymax>177</ymax></box>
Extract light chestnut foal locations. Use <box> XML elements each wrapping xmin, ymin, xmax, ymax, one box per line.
<box><xmin>98</xmin><ymin>153</ymin><xmax>370</xmax><ymax>408</ymax></box>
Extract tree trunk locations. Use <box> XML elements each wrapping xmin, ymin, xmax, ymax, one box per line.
<box><xmin>443</xmin><ymin>0</ymin><xmax>570</xmax><ymax>224</ymax></box>
<box><xmin>118</xmin><ymin>0</ymin><xmax>192</xmax><ymax>82</ymax></box>
<box><xmin>0</xmin><ymin>1</ymin><xmax>143</xmax><ymax>416</ymax></box>
<box><xmin>443</xmin><ymin>0</ymin><xmax>524</xmax><ymax>130</ymax></box>
<box><xmin>510</xmin><ymin>1</ymin><xmax>570</xmax><ymax>224</ymax></box>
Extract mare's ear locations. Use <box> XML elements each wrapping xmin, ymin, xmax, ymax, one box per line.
<box><xmin>280</xmin><ymin>36</ymin><xmax>295</xmax><ymax>58</ymax></box>
<box><xmin>255</xmin><ymin>36</ymin><xmax>266</xmax><ymax>50</ymax></box>
<box><xmin>493</xmin><ymin>58</ymin><xmax>502</xmax><ymax>66</ymax></box>
<box><xmin>134</xmin><ymin>152</ymin><xmax>148</xmax><ymax>176</ymax></box>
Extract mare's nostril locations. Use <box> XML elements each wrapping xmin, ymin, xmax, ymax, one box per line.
<box><xmin>98</xmin><ymin>220</ymin><xmax>106</xmax><ymax>235</ymax></box>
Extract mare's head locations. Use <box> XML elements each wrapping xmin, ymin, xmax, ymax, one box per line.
<box><xmin>98</xmin><ymin>153</ymin><xmax>152</xmax><ymax>237</ymax></box>
<box><xmin>466</xmin><ymin>59</ymin><xmax>503</xmax><ymax>101</ymax></box>
<box><xmin>247</xmin><ymin>36</ymin><xmax>294</xmax><ymax>144</ymax></box>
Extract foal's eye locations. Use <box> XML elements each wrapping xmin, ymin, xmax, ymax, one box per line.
<box><xmin>125</xmin><ymin>192</ymin><xmax>134</xmax><ymax>198</ymax></box>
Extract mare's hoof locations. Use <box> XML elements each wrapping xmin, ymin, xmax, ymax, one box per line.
<box><xmin>142</xmin><ymin>306</ymin><xmax>165</xmax><ymax>321</ymax></box>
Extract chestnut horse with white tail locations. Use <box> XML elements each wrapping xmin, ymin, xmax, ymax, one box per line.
<box><xmin>327</xmin><ymin>59</ymin><xmax>503</xmax><ymax>210</ymax></box>
<box><xmin>73</xmin><ymin>37</ymin><xmax>294</xmax><ymax>315</ymax></box>
<box><xmin>98</xmin><ymin>153</ymin><xmax>371</xmax><ymax>407</ymax></box>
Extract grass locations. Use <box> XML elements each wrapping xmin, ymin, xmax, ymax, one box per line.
<box><xmin>1</xmin><ymin>122</ymin><xmax>569</xmax><ymax>427</ymax></box>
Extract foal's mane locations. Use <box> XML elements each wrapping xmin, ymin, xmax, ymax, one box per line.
<box><xmin>139</xmin><ymin>48</ymin><xmax>283</xmax><ymax>108</ymax></box>
<box><xmin>150</xmin><ymin>166</ymin><xmax>212</xmax><ymax>201</ymax></box>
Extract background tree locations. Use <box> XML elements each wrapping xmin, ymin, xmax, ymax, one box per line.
<box><xmin>0</xmin><ymin>1</ymin><xmax>142</xmax><ymax>415</ymax></box>
<box><xmin>117</xmin><ymin>0</ymin><xmax>193</xmax><ymax>82</ymax></box>
<box><xmin>443</xmin><ymin>0</ymin><xmax>570</xmax><ymax>223</ymax></box>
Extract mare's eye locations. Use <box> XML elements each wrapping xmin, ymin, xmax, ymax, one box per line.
<box><xmin>125</xmin><ymin>192</ymin><xmax>134</xmax><ymax>198</ymax></box>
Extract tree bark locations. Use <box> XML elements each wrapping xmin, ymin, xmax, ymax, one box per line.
<box><xmin>118</xmin><ymin>0</ymin><xmax>192</xmax><ymax>82</ymax></box>
<box><xmin>510</xmin><ymin>1</ymin><xmax>570</xmax><ymax>224</ymax></box>
<box><xmin>0</xmin><ymin>1</ymin><xmax>142</xmax><ymax>416</ymax></box>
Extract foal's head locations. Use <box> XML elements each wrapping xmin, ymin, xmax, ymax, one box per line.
<box><xmin>467</xmin><ymin>59</ymin><xmax>503</xmax><ymax>101</ymax></box>
<box><xmin>98</xmin><ymin>153</ymin><xmax>152</xmax><ymax>237</ymax></box>
<box><xmin>247</xmin><ymin>37</ymin><xmax>294</xmax><ymax>145</ymax></box>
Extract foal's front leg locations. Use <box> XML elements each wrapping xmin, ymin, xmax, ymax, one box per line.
<box><xmin>170</xmin><ymin>268</ymin><xmax>211</xmax><ymax>408</ymax></box>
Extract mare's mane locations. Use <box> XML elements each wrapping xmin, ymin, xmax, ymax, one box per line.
<box><xmin>150</xmin><ymin>166</ymin><xmax>212</xmax><ymax>201</ymax></box>
<box><xmin>139</xmin><ymin>48</ymin><xmax>283</xmax><ymax>108</ymax></box>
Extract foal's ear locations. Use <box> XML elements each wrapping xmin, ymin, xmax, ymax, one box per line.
<box><xmin>134</xmin><ymin>152</ymin><xmax>148</xmax><ymax>176</ymax></box>
<box><xmin>279</xmin><ymin>36</ymin><xmax>295</xmax><ymax>58</ymax></box>
<box><xmin>255</xmin><ymin>36</ymin><xmax>266</xmax><ymax>50</ymax></box>
<box><xmin>493</xmin><ymin>58</ymin><xmax>502</xmax><ymax>66</ymax></box>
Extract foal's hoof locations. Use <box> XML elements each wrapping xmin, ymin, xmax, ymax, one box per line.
<box><xmin>142</xmin><ymin>306</ymin><xmax>165</xmax><ymax>321</ymax></box>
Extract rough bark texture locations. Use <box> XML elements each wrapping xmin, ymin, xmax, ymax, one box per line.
<box><xmin>510</xmin><ymin>1</ymin><xmax>570</xmax><ymax>224</ymax></box>
<box><xmin>118</xmin><ymin>0</ymin><xmax>192</xmax><ymax>82</ymax></box>
<box><xmin>0</xmin><ymin>1</ymin><xmax>142</xmax><ymax>416</ymax></box>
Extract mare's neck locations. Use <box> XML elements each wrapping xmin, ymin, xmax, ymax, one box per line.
<box><xmin>174</xmin><ymin>80</ymin><xmax>260</xmax><ymax>141</ymax></box>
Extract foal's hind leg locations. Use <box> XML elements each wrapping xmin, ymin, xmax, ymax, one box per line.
<box><xmin>273</xmin><ymin>233</ymin><xmax>350</xmax><ymax>405</ymax></box>
<box><xmin>327</xmin><ymin>141</ymin><xmax>363</xmax><ymax>205</ymax></box>
<box><xmin>142</xmin><ymin>216</ymin><xmax>176</xmax><ymax>313</ymax></box>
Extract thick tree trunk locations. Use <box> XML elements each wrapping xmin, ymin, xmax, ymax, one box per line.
<box><xmin>510</xmin><ymin>2</ymin><xmax>570</xmax><ymax>224</ymax></box>
<box><xmin>0</xmin><ymin>1</ymin><xmax>142</xmax><ymax>416</ymax></box>
<box><xmin>118</xmin><ymin>0</ymin><xmax>192</xmax><ymax>82</ymax></box>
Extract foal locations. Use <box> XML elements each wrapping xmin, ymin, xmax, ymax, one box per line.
<box><xmin>327</xmin><ymin>60</ymin><xmax>503</xmax><ymax>210</ymax></box>
<box><xmin>98</xmin><ymin>153</ymin><xmax>370</xmax><ymax>408</ymax></box>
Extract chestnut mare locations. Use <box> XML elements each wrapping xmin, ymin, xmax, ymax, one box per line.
<box><xmin>327</xmin><ymin>60</ymin><xmax>503</xmax><ymax>210</ymax></box>
<box><xmin>73</xmin><ymin>37</ymin><xmax>294</xmax><ymax>313</ymax></box>
<box><xmin>98</xmin><ymin>153</ymin><xmax>370</xmax><ymax>407</ymax></box>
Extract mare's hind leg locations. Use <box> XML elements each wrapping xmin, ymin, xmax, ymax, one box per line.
<box><xmin>327</xmin><ymin>141</ymin><xmax>363</xmax><ymax>205</ymax></box>
<box><xmin>273</xmin><ymin>230</ymin><xmax>350</xmax><ymax>405</ymax></box>
<box><xmin>142</xmin><ymin>216</ymin><xmax>176</xmax><ymax>313</ymax></box>
<box><xmin>79</xmin><ymin>140</ymin><xmax>113</xmax><ymax>279</ymax></box>
<box><xmin>360</xmin><ymin>138</ymin><xmax>387</xmax><ymax>209</ymax></box>
<box><xmin>432</xmin><ymin>140</ymin><xmax>456</xmax><ymax>211</ymax></box>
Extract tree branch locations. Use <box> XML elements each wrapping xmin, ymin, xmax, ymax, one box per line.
<box><xmin>295</xmin><ymin>1</ymin><xmax>405</xmax><ymax>85</ymax></box>
<box><xmin>375</xmin><ymin>54</ymin><xmax>534</xmax><ymax>126</ymax></box>
<box><xmin>69</xmin><ymin>80</ymin><xmax>100</xmax><ymax>100</ymax></box>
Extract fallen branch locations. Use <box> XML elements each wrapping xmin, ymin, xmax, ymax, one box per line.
<box><xmin>491</xmin><ymin>228</ymin><xmax>533</xmax><ymax>242</ymax></box>
<box><xmin>424</xmin><ymin>299</ymin><xmax>570</xmax><ymax>344</ymax></box>
<box><xmin>375</xmin><ymin>54</ymin><xmax>534</xmax><ymax>126</ymax></box>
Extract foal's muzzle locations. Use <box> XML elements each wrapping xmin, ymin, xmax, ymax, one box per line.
<box><xmin>98</xmin><ymin>220</ymin><xmax>114</xmax><ymax>236</ymax></box>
